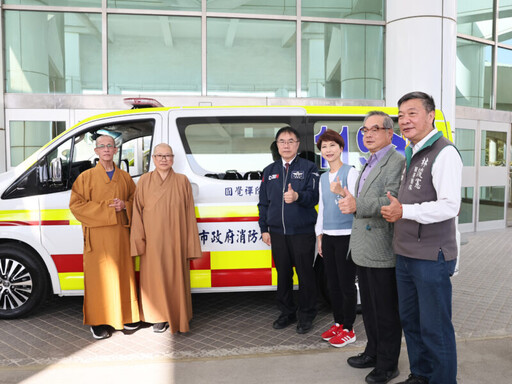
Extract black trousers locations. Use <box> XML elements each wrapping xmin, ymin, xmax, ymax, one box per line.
<box><xmin>322</xmin><ymin>234</ymin><xmax>357</xmax><ymax>330</ymax></box>
<box><xmin>358</xmin><ymin>265</ymin><xmax>402</xmax><ymax>371</ymax></box>
<box><xmin>270</xmin><ymin>232</ymin><xmax>317</xmax><ymax>321</ymax></box>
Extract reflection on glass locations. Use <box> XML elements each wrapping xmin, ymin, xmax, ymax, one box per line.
<box><xmin>207</xmin><ymin>0</ymin><xmax>295</xmax><ymax>15</ymax></box>
<box><xmin>301</xmin><ymin>22</ymin><xmax>384</xmax><ymax>99</ymax></box>
<box><xmin>457</xmin><ymin>0</ymin><xmax>494</xmax><ymax>39</ymax></box>
<box><xmin>10</xmin><ymin>121</ymin><xmax>66</xmax><ymax>166</ymax></box>
<box><xmin>456</xmin><ymin>38</ymin><xmax>492</xmax><ymax>108</ymax></box>
<box><xmin>302</xmin><ymin>0</ymin><xmax>384</xmax><ymax>19</ymax></box>
<box><xmin>107</xmin><ymin>0</ymin><xmax>200</xmax><ymax>11</ymax></box>
<box><xmin>479</xmin><ymin>186</ymin><xmax>505</xmax><ymax>222</ymax></box>
<box><xmin>460</xmin><ymin>187</ymin><xmax>474</xmax><ymax>224</ymax></box>
<box><xmin>4</xmin><ymin>11</ymin><xmax>102</xmax><ymax>94</ymax></box>
<box><xmin>4</xmin><ymin>0</ymin><xmax>100</xmax><ymax>6</ymax></box>
<box><xmin>496</xmin><ymin>47</ymin><xmax>512</xmax><ymax>111</ymax></box>
<box><xmin>455</xmin><ymin>128</ymin><xmax>475</xmax><ymax>166</ymax></box>
<box><xmin>108</xmin><ymin>14</ymin><xmax>201</xmax><ymax>95</ymax></box>
<box><xmin>480</xmin><ymin>130</ymin><xmax>506</xmax><ymax>166</ymax></box>
<box><xmin>498</xmin><ymin>4</ymin><xmax>512</xmax><ymax>45</ymax></box>
<box><xmin>207</xmin><ymin>18</ymin><xmax>295</xmax><ymax>97</ymax></box>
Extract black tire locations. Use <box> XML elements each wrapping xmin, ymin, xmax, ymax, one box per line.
<box><xmin>0</xmin><ymin>243</ymin><xmax>49</xmax><ymax>319</ymax></box>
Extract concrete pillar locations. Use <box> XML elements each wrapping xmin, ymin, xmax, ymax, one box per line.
<box><xmin>386</xmin><ymin>1</ymin><xmax>457</xmax><ymax>126</ymax></box>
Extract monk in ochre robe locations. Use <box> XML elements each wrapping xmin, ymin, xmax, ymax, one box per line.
<box><xmin>70</xmin><ymin>135</ymin><xmax>140</xmax><ymax>339</ymax></box>
<box><xmin>130</xmin><ymin>143</ymin><xmax>202</xmax><ymax>334</ymax></box>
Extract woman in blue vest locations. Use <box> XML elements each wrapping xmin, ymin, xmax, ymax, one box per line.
<box><xmin>315</xmin><ymin>129</ymin><xmax>359</xmax><ymax>348</ymax></box>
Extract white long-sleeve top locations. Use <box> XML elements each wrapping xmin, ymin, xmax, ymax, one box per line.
<box><xmin>315</xmin><ymin>167</ymin><xmax>359</xmax><ymax>236</ymax></box>
<box><xmin>401</xmin><ymin>129</ymin><xmax>463</xmax><ymax>224</ymax></box>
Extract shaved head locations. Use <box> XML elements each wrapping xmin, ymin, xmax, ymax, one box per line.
<box><xmin>154</xmin><ymin>143</ymin><xmax>173</xmax><ymax>154</ymax></box>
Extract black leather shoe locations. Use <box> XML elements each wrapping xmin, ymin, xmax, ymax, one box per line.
<box><xmin>396</xmin><ymin>374</ymin><xmax>429</xmax><ymax>384</ymax></box>
<box><xmin>296</xmin><ymin>319</ymin><xmax>313</xmax><ymax>334</ymax></box>
<box><xmin>365</xmin><ymin>368</ymin><xmax>399</xmax><ymax>384</ymax></box>
<box><xmin>272</xmin><ymin>314</ymin><xmax>297</xmax><ymax>329</ymax></box>
<box><xmin>347</xmin><ymin>353</ymin><xmax>377</xmax><ymax>368</ymax></box>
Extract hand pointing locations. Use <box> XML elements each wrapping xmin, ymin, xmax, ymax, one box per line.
<box><xmin>338</xmin><ymin>187</ymin><xmax>356</xmax><ymax>214</ymax></box>
<box><xmin>284</xmin><ymin>183</ymin><xmax>298</xmax><ymax>204</ymax></box>
<box><xmin>381</xmin><ymin>191</ymin><xmax>403</xmax><ymax>222</ymax></box>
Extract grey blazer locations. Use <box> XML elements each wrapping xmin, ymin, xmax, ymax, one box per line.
<box><xmin>349</xmin><ymin>148</ymin><xmax>405</xmax><ymax>268</ymax></box>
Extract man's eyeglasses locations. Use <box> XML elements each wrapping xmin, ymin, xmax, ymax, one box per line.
<box><xmin>359</xmin><ymin>126</ymin><xmax>390</xmax><ymax>135</ymax></box>
<box><xmin>153</xmin><ymin>154</ymin><xmax>174</xmax><ymax>160</ymax></box>
<box><xmin>96</xmin><ymin>144</ymin><xmax>115</xmax><ymax>149</ymax></box>
<box><xmin>277</xmin><ymin>139</ymin><xmax>299</xmax><ymax>146</ymax></box>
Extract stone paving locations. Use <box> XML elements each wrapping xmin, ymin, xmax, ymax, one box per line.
<box><xmin>1</xmin><ymin>228</ymin><xmax>511</xmax><ymax>370</ymax></box>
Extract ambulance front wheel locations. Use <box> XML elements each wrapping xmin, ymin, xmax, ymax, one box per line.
<box><xmin>0</xmin><ymin>243</ymin><xmax>50</xmax><ymax>319</ymax></box>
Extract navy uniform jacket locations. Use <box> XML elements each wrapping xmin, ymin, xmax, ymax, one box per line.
<box><xmin>258</xmin><ymin>156</ymin><xmax>319</xmax><ymax>235</ymax></box>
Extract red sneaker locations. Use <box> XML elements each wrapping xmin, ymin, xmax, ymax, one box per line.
<box><xmin>321</xmin><ymin>324</ymin><xmax>342</xmax><ymax>341</ymax></box>
<box><xmin>329</xmin><ymin>329</ymin><xmax>356</xmax><ymax>348</ymax></box>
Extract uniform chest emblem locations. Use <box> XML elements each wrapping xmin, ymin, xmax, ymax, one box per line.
<box><xmin>291</xmin><ymin>171</ymin><xmax>304</xmax><ymax>179</ymax></box>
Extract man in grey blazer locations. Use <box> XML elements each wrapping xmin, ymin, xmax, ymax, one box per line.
<box><xmin>339</xmin><ymin>111</ymin><xmax>404</xmax><ymax>384</ymax></box>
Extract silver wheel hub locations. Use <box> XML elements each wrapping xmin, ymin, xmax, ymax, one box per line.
<box><xmin>0</xmin><ymin>258</ymin><xmax>33</xmax><ymax>310</ymax></box>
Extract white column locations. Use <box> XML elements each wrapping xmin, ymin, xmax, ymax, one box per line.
<box><xmin>386</xmin><ymin>1</ymin><xmax>457</xmax><ymax>126</ymax></box>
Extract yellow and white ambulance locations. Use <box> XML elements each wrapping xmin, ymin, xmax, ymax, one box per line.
<box><xmin>0</xmin><ymin>101</ymin><xmax>452</xmax><ymax>318</ymax></box>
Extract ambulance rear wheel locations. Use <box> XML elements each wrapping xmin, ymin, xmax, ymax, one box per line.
<box><xmin>0</xmin><ymin>244</ymin><xmax>49</xmax><ymax>319</ymax></box>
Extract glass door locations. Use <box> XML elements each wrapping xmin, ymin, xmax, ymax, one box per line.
<box><xmin>456</xmin><ymin>120</ymin><xmax>477</xmax><ymax>233</ymax></box>
<box><xmin>476</xmin><ymin>121</ymin><xmax>509</xmax><ymax>231</ymax></box>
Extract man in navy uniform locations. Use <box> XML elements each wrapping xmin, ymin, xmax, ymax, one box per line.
<box><xmin>258</xmin><ymin>126</ymin><xmax>319</xmax><ymax>334</ymax></box>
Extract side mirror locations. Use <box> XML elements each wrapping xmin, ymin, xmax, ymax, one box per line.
<box><xmin>50</xmin><ymin>157</ymin><xmax>63</xmax><ymax>183</ymax></box>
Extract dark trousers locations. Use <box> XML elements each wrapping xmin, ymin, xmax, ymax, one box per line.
<box><xmin>358</xmin><ymin>265</ymin><xmax>402</xmax><ymax>371</ymax></box>
<box><xmin>396</xmin><ymin>251</ymin><xmax>457</xmax><ymax>384</ymax></box>
<box><xmin>270</xmin><ymin>232</ymin><xmax>317</xmax><ymax>321</ymax></box>
<box><xmin>322</xmin><ymin>234</ymin><xmax>357</xmax><ymax>329</ymax></box>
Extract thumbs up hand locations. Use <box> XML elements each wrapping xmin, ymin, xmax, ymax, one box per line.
<box><xmin>381</xmin><ymin>191</ymin><xmax>403</xmax><ymax>222</ymax></box>
<box><xmin>284</xmin><ymin>183</ymin><xmax>298</xmax><ymax>204</ymax></box>
<box><xmin>330</xmin><ymin>176</ymin><xmax>345</xmax><ymax>196</ymax></box>
<box><xmin>338</xmin><ymin>187</ymin><xmax>356</xmax><ymax>214</ymax></box>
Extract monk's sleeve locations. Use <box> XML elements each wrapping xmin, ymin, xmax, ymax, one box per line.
<box><xmin>130</xmin><ymin>181</ymin><xmax>146</xmax><ymax>257</ymax></box>
<box><xmin>123</xmin><ymin>176</ymin><xmax>136</xmax><ymax>228</ymax></box>
<box><xmin>69</xmin><ymin>173</ymin><xmax>117</xmax><ymax>227</ymax></box>
<box><xmin>185</xmin><ymin>179</ymin><xmax>202</xmax><ymax>260</ymax></box>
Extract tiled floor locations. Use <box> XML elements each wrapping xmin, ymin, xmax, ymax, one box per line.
<box><xmin>1</xmin><ymin>228</ymin><xmax>511</xmax><ymax>368</ymax></box>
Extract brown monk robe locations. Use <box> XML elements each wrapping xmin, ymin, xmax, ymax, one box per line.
<box><xmin>131</xmin><ymin>143</ymin><xmax>202</xmax><ymax>333</ymax></box>
<box><xmin>70</xmin><ymin>160</ymin><xmax>140</xmax><ymax>330</ymax></box>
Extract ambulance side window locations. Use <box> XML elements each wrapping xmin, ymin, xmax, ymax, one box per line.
<box><xmin>177</xmin><ymin>116</ymin><xmax>305</xmax><ymax>180</ymax></box>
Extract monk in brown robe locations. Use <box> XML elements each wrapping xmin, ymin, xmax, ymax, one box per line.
<box><xmin>70</xmin><ymin>135</ymin><xmax>140</xmax><ymax>340</ymax></box>
<box><xmin>130</xmin><ymin>143</ymin><xmax>202</xmax><ymax>333</ymax></box>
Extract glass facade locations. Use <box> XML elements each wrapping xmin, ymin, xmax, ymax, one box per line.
<box><xmin>207</xmin><ymin>0</ymin><xmax>296</xmax><ymax>15</ymax></box>
<box><xmin>497</xmin><ymin>47</ymin><xmax>512</xmax><ymax>110</ymax></box>
<box><xmin>456</xmin><ymin>38</ymin><xmax>492</xmax><ymax>108</ymax></box>
<box><xmin>457</xmin><ymin>0</ymin><xmax>494</xmax><ymax>39</ymax></box>
<box><xmin>4</xmin><ymin>11</ymin><xmax>102</xmax><ymax>94</ymax></box>
<box><xmin>108</xmin><ymin>14</ymin><xmax>201</xmax><ymax>95</ymax></box>
<box><xmin>301</xmin><ymin>23</ymin><xmax>384</xmax><ymax>99</ymax></box>
<box><xmin>457</xmin><ymin>0</ymin><xmax>512</xmax><ymax>111</ymax></box>
<box><xmin>302</xmin><ymin>0</ymin><xmax>384</xmax><ymax>20</ymax></box>
<box><xmin>207</xmin><ymin>18</ymin><xmax>296</xmax><ymax>97</ymax></box>
<box><xmin>2</xmin><ymin>1</ymin><xmax>385</xmax><ymax>99</ymax></box>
